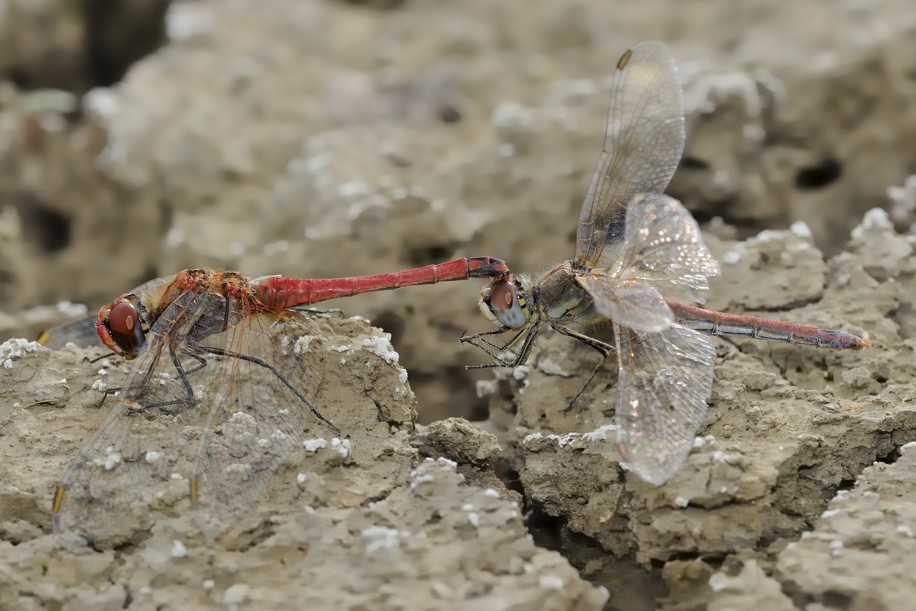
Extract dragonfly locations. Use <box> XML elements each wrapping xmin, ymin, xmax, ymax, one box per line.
<box><xmin>461</xmin><ymin>40</ymin><xmax>869</xmax><ymax>486</ymax></box>
<box><xmin>50</xmin><ymin>256</ymin><xmax>508</xmax><ymax>540</ymax></box>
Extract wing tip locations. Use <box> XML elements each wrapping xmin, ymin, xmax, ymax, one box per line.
<box><xmin>616</xmin><ymin>48</ymin><xmax>635</xmax><ymax>71</ymax></box>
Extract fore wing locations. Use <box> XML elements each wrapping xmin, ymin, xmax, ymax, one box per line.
<box><xmin>53</xmin><ymin>286</ymin><xmax>327</xmax><ymax>542</ymax></box>
<box><xmin>613</xmin><ymin>322</ymin><xmax>716</xmax><ymax>485</ymax></box>
<box><xmin>38</xmin><ymin>315</ymin><xmax>100</xmax><ymax>349</ymax></box>
<box><xmin>577</xmin><ymin>193</ymin><xmax>720</xmax><ymax>330</ymax></box>
<box><xmin>53</xmin><ymin>287</ymin><xmax>214</xmax><ymax>540</ymax></box>
<box><xmin>576</xmin><ymin>40</ymin><xmax>685</xmax><ymax>266</ymax></box>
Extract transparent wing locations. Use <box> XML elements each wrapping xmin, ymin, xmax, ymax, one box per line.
<box><xmin>613</xmin><ymin>322</ymin><xmax>716</xmax><ymax>485</ymax></box>
<box><xmin>576</xmin><ymin>193</ymin><xmax>719</xmax><ymax>332</ymax></box>
<box><xmin>576</xmin><ymin>275</ymin><xmax>672</xmax><ymax>333</ymax></box>
<box><xmin>53</xmin><ymin>285</ymin><xmax>331</xmax><ymax>544</ymax></box>
<box><xmin>189</xmin><ymin>310</ymin><xmax>328</xmax><ymax>537</ymax></box>
<box><xmin>53</xmin><ymin>287</ymin><xmax>211</xmax><ymax>541</ymax></box>
<box><xmin>576</xmin><ymin>40</ymin><xmax>685</xmax><ymax>266</ymax></box>
<box><xmin>37</xmin><ymin>315</ymin><xmax>100</xmax><ymax>349</ymax></box>
<box><xmin>598</xmin><ymin>193</ymin><xmax>720</xmax><ymax>304</ymax></box>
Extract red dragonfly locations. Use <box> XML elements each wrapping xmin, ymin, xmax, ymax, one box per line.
<box><xmin>462</xmin><ymin>40</ymin><xmax>869</xmax><ymax>485</ymax></box>
<box><xmin>50</xmin><ymin>257</ymin><xmax>508</xmax><ymax>539</ymax></box>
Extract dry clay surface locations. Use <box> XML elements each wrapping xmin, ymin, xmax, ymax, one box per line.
<box><xmin>0</xmin><ymin>314</ymin><xmax>604</xmax><ymax>610</ymax></box>
<box><xmin>0</xmin><ymin>210</ymin><xmax>912</xmax><ymax>610</ymax></box>
<box><xmin>1</xmin><ymin>0</ymin><xmax>915</xmax><ymax>609</ymax></box>
<box><xmin>3</xmin><ymin>0</ymin><xmax>916</xmax><ymax>422</ymax></box>
<box><xmin>485</xmin><ymin>212</ymin><xmax>916</xmax><ymax>608</ymax></box>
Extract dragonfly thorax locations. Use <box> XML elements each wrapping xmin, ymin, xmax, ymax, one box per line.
<box><xmin>536</xmin><ymin>262</ymin><xmax>599</xmax><ymax>325</ymax></box>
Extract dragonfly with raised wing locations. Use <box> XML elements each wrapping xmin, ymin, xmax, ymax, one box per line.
<box><xmin>462</xmin><ymin>40</ymin><xmax>869</xmax><ymax>485</ymax></box>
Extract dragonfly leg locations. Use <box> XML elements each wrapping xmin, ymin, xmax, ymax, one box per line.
<box><xmin>552</xmin><ymin>325</ymin><xmax>614</xmax><ymax>409</ymax></box>
<box><xmin>183</xmin><ymin>352</ymin><xmax>208</xmax><ymax>375</ymax></box>
<box><xmin>460</xmin><ymin>328</ymin><xmax>519</xmax><ymax>366</ymax></box>
<box><xmin>460</xmin><ymin>327</ymin><xmax>519</xmax><ymax>353</ymax></box>
<box><xmin>85</xmin><ymin>351</ymin><xmax>111</xmax><ymax>365</ymax></box>
<box><xmin>125</xmin><ymin>347</ymin><xmax>201</xmax><ymax>415</ymax></box>
<box><xmin>461</xmin><ymin>326</ymin><xmax>539</xmax><ymax>369</ymax></box>
<box><xmin>198</xmin><ymin>346</ymin><xmax>340</xmax><ymax>435</ymax></box>
<box><xmin>96</xmin><ymin>386</ymin><xmax>118</xmax><ymax>409</ymax></box>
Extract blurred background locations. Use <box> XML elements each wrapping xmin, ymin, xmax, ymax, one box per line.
<box><xmin>1</xmin><ymin>0</ymin><xmax>914</xmax><ymax>421</ymax></box>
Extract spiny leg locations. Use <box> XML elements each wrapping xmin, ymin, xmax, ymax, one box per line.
<box><xmin>462</xmin><ymin>326</ymin><xmax>539</xmax><ymax>369</ymax></box>
<box><xmin>460</xmin><ymin>327</ymin><xmax>520</xmax><ymax>365</ymax></box>
<box><xmin>552</xmin><ymin>325</ymin><xmax>614</xmax><ymax>409</ymax></box>
<box><xmin>199</xmin><ymin>345</ymin><xmax>340</xmax><ymax>435</ymax></box>
<box><xmin>125</xmin><ymin>347</ymin><xmax>201</xmax><ymax>415</ymax></box>
<box><xmin>460</xmin><ymin>327</ymin><xmax>525</xmax><ymax>355</ymax></box>
<box><xmin>183</xmin><ymin>352</ymin><xmax>208</xmax><ymax>376</ymax></box>
<box><xmin>98</xmin><ymin>350</ymin><xmax>208</xmax><ymax>412</ymax></box>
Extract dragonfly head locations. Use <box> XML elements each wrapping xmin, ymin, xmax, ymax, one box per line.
<box><xmin>478</xmin><ymin>275</ymin><xmax>531</xmax><ymax>329</ymax></box>
<box><xmin>97</xmin><ymin>295</ymin><xmax>149</xmax><ymax>359</ymax></box>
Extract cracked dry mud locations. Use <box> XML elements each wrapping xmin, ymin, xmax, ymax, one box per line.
<box><xmin>1</xmin><ymin>315</ymin><xmax>602</xmax><ymax>610</ymax></box>
<box><xmin>494</xmin><ymin>209</ymin><xmax>911</xmax><ymax>535</ymax></box>
<box><xmin>1</xmin><ymin>209</ymin><xmax>912</xmax><ymax>610</ymax></box>
<box><xmin>2</xmin><ymin>0</ymin><xmax>916</xmax><ymax>609</ymax></box>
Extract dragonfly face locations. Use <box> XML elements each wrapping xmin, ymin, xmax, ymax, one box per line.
<box><xmin>96</xmin><ymin>295</ymin><xmax>148</xmax><ymax>359</ymax></box>
<box><xmin>477</xmin><ymin>276</ymin><xmax>531</xmax><ymax>329</ymax></box>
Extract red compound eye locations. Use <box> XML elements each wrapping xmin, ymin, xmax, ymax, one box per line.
<box><xmin>105</xmin><ymin>300</ymin><xmax>146</xmax><ymax>355</ymax></box>
<box><xmin>108</xmin><ymin>302</ymin><xmax>137</xmax><ymax>335</ymax></box>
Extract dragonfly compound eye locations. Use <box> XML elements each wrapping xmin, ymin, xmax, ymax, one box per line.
<box><xmin>482</xmin><ymin>279</ymin><xmax>528</xmax><ymax>329</ymax></box>
<box><xmin>105</xmin><ymin>300</ymin><xmax>147</xmax><ymax>356</ymax></box>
